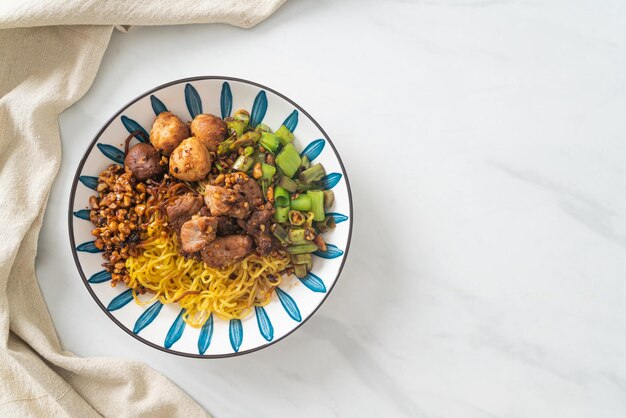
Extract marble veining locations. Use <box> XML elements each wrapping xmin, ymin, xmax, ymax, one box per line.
<box><xmin>36</xmin><ymin>0</ymin><xmax>626</xmax><ymax>416</ymax></box>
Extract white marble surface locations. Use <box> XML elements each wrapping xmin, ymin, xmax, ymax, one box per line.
<box><xmin>36</xmin><ymin>0</ymin><xmax>626</xmax><ymax>416</ymax></box>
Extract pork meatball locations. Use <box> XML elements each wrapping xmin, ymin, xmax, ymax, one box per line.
<box><xmin>190</xmin><ymin>114</ymin><xmax>228</xmax><ymax>151</ymax></box>
<box><xmin>169</xmin><ymin>137</ymin><xmax>212</xmax><ymax>181</ymax></box>
<box><xmin>124</xmin><ymin>143</ymin><xmax>163</xmax><ymax>180</ymax></box>
<box><xmin>149</xmin><ymin>112</ymin><xmax>190</xmax><ymax>155</ymax></box>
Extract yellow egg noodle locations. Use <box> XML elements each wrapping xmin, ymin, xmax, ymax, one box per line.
<box><xmin>126</xmin><ymin>215</ymin><xmax>291</xmax><ymax>328</ymax></box>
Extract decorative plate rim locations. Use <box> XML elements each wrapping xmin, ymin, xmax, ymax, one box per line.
<box><xmin>67</xmin><ymin>76</ymin><xmax>353</xmax><ymax>359</ymax></box>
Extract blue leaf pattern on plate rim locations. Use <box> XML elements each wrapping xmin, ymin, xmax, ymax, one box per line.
<box><xmin>79</xmin><ymin>175</ymin><xmax>98</xmax><ymax>191</ymax></box>
<box><xmin>107</xmin><ymin>289</ymin><xmax>134</xmax><ymax>311</ymax></box>
<box><xmin>321</xmin><ymin>172</ymin><xmax>342</xmax><ymax>189</ymax></box>
<box><xmin>229</xmin><ymin>319</ymin><xmax>243</xmax><ymax>352</ymax></box>
<box><xmin>88</xmin><ymin>270</ymin><xmax>111</xmax><ymax>284</ymax></box>
<box><xmin>282</xmin><ymin>110</ymin><xmax>299</xmax><ymax>132</ymax></box>
<box><xmin>198</xmin><ymin>313</ymin><xmax>214</xmax><ymax>355</ymax></box>
<box><xmin>255</xmin><ymin>306</ymin><xmax>274</xmax><ymax>341</ymax></box>
<box><xmin>73</xmin><ymin>209</ymin><xmax>90</xmax><ymax>220</ymax></box>
<box><xmin>97</xmin><ymin>143</ymin><xmax>125</xmax><ymax>164</ymax></box>
<box><xmin>249</xmin><ymin>91</ymin><xmax>267</xmax><ymax>128</ymax></box>
<box><xmin>76</xmin><ymin>241</ymin><xmax>101</xmax><ymax>253</ymax></box>
<box><xmin>184</xmin><ymin>83</ymin><xmax>202</xmax><ymax>119</ymax></box>
<box><xmin>298</xmin><ymin>272</ymin><xmax>327</xmax><ymax>293</ymax></box>
<box><xmin>275</xmin><ymin>288</ymin><xmax>302</xmax><ymax>322</ymax></box>
<box><xmin>133</xmin><ymin>301</ymin><xmax>163</xmax><ymax>334</ymax></box>
<box><xmin>314</xmin><ymin>243</ymin><xmax>344</xmax><ymax>259</ymax></box>
<box><xmin>150</xmin><ymin>95</ymin><xmax>168</xmax><ymax>115</ymax></box>
<box><xmin>328</xmin><ymin>212</ymin><xmax>349</xmax><ymax>224</ymax></box>
<box><xmin>120</xmin><ymin>116</ymin><xmax>148</xmax><ymax>143</ymax></box>
<box><xmin>220</xmin><ymin>82</ymin><xmax>232</xmax><ymax>119</ymax></box>
<box><xmin>301</xmin><ymin>139</ymin><xmax>325</xmax><ymax>161</ymax></box>
<box><xmin>164</xmin><ymin>309</ymin><xmax>187</xmax><ymax>349</ymax></box>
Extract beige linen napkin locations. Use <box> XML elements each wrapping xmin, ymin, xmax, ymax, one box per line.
<box><xmin>0</xmin><ymin>1</ymin><xmax>285</xmax><ymax>416</ymax></box>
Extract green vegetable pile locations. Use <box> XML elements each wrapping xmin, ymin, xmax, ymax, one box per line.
<box><xmin>219</xmin><ymin>109</ymin><xmax>336</xmax><ymax>278</ymax></box>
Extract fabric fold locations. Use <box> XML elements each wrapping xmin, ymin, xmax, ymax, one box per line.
<box><xmin>0</xmin><ymin>2</ymin><xmax>285</xmax><ymax>416</ymax></box>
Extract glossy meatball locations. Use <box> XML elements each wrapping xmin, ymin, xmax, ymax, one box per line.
<box><xmin>149</xmin><ymin>112</ymin><xmax>190</xmax><ymax>155</ymax></box>
<box><xmin>124</xmin><ymin>143</ymin><xmax>163</xmax><ymax>180</ymax></box>
<box><xmin>169</xmin><ymin>137</ymin><xmax>212</xmax><ymax>181</ymax></box>
<box><xmin>190</xmin><ymin>114</ymin><xmax>228</xmax><ymax>151</ymax></box>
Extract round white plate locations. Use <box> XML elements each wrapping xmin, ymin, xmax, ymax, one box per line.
<box><xmin>68</xmin><ymin>76</ymin><xmax>352</xmax><ymax>357</ymax></box>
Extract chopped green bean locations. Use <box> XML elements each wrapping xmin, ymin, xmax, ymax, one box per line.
<box><xmin>290</xmin><ymin>194</ymin><xmax>312</xmax><ymax>211</ymax></box>
<box><xmin>274</xmin><ymin>186</ymin><xmax>290</xmax><ymax>207</ymax></box>
<box><xmin>291</xmin><ymin>253</ymin><xmax>312</xmax><ymax>265</ymax></box>
<box><xmin>300</xmin><ymin>155</ymin><xmax>310</xmax><ymax>170</ymax></box>
<box><xmin>286</xmin><ymin>243</ymin><xmax>318</xmax><ymax>254</ymax></box>
<box><xmin>274</xmin><ymin>205</ymin><xmax>290</xmax><ymax>223</ymax></box>
<box><xmin>295</xmin><ymin>180</ymin><xmax>320</xmax><ymax>192</ymax></box>
<box><xmin>277</xmin><ymin>176</ymin><xmax>297</xmax><ymax>193</ymax></box>
<box><xmin>272</xmin><ymin>223</ymin><xmax>289</xmax><ymax>245</ymax></box>
<box><xmin>288</xmin><ymin>228</ymin><xmax>307</xmax><ymax>244</ymax></box>
<box><xmin>276</xmin><ymin>143</ymin><xmax>301</xmax><ymax>178</ymax></box>
<box><xmin>294</xmin><ymin>264</ymin><xmax>308</xmax><ymax>278</ymax></box>
<box><xmin>259</xmin><ymin>132</ymin><xmax>281</xmax><ymax>154</ymax></box>
<box><xmin>299</xmin><ymin>163</ymin><xmax>326</xmax><ymax>184</ymax></box>
<box><xmin>232</xmin><ymin>155</ymin><xmax>254</xmax><ymax>172</ymax></box>
<box><xmin>289</xmin><ymin>210</ymin><xmax>305</xmax><ymax>226</ymax></box>
<box><xmin>314</xmin><ymin>215</ymin><xmax>336</xmax><ymax>233</ymax></box>
<box><xmin>307</xmin><ymin>190</ymin><xmax>325</xmax><ymax>221</ymax></box>
<box><xmin>275</xmin><ymin>125</ymin><xmax>294</xmax><ymax>145</ymax></box>
<box><xmin>323</xmin><ymin>190</ymin><xmax>334</xmax><ymax>209</ymax></box>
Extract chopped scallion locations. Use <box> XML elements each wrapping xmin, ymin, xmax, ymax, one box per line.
<box><xmin>272</xmin><ymin>224</ymin><xmax>289</xmax><ymax>245</ymax></box>
<box><xmin>255</xmin><ymin>123</ymin><xmax>271</xmax><ymax>134</ymax></box>
<box><xmin>295</xmin><ymin>180</ymin><xmax>319</xmax><ymax>192</ymax></box>
<box><xmin>288</xmin><ymin>228</ymin><xmax>307</xmax><ymax>244</ymax></box>
<box><xmin>274</xmin><ymin>186</ymin><xmax>290</xmax><ymax>208</ymax></box>
<box><xmin>288</xmin><ymin>210</ymin><xmax>306</xmax><ymax>226</ymax></box>
<box><xmin>233</xmin><ymin>109</ymin><xmax>250</xmax><ymax>124</ymax></box>
<box><xmin>276</xmin><ymin>143</ymin><xmax>301</xmax><ymax>178</ymax></box>
<box><xmin>323</xmin><ymin>189</ymin><xmax>334</xmax><ymax>209</ymax></box>
<box><xmin>291</xmin><ymin>253</ymin><xmax>312</xmax><ymax>265</ymax></box>
<box><xmin>290</xmin><ymin>194</ymin><xmax>312</xmax><ymax>211</ymax></box>
<box><xmin>232</xmin><ymin>155</ymin><xmax>254</xmax><ymax>172</ymax></box>
<box><xmin>294</xmin><ymin>264</ymin><xmax>308</xmax><ymax>278</ymax></box>
<box><xmin>299</xmin><ymin>163</ymin><xmax>326</xmax><ymax>184</ymax></box>
<box><xmin>300</xmin><ymin>155</ymin><xmax>310</xmax><ymax>170</ymax></box>
<box><xmin>275</xmin><ymin>125</ymin><xmax>294</xmax><ymax>145</ymax></box>
<box><xmin>314</xmin><ymin>215</ymin><xmax>336</xmax><ymax>233</ymax></box>
<box><xmin>307</xmin><ymin>190</ymin><xmax>325</xmax><ymax>221</ymax></box>
<box><xmin>259</xmin><ymin>132</ymin><xmax>281</xmax><ymax>154</ymax></box>
<box><xmin>286</xmin><ymin>243</ymin><xmax>318</xmax><ymax>254</ymax></box>
<box><xmin>277</xmin><ymin>176</ymin><xmax>297</xmax><ymax>193</ymax></box>
<box><xmin>274</xmin><ymin>205</ymin><xmax>290</xmax><ymax>223</ymax></box>
<box><xmin>226</xmin><ymin>120</ymin><xmax>246</xmax><ymax>137</ymax></box>
<box><xmin>261</xmin><ymin>163</ymin><xmax>276</xmax><ymax>180</ymax></box>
